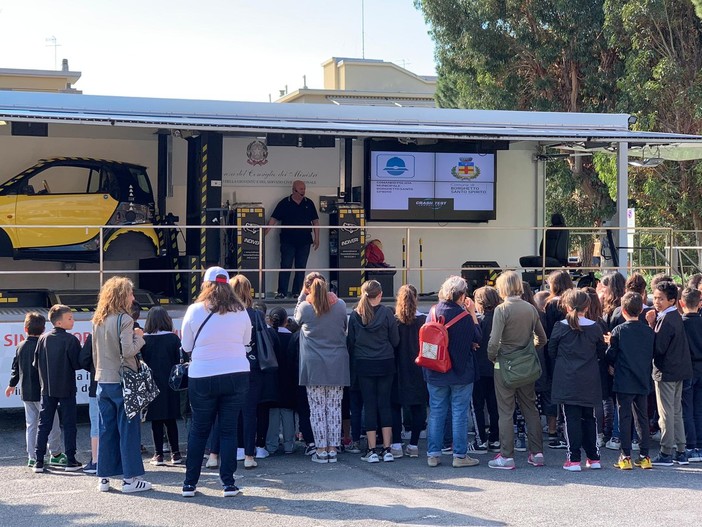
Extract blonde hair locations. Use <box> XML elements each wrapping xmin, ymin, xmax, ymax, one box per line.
<box><xmin>395</xmin><ymin>284</ymin><xmax>418</xmax><ymax>325</ymax></box>
<box><xmin>93</xmin><ymin>276</ymin><xmax>134</xmax><ymax>326</ymax></box>
<box><xmin>355</xmin><ymin>280</ymin><xmax>382</xmax><ymax>325</ymax></box>
<box><xmin>308</xmin><ymin>278</ymin><xmax>331</xmax><ymax>316</ymax></box>
<box><xmin>229</xmin><ymin>274</ymin><xmax>253</xmax><ymax>308</ymax></box>
<box><xmin>495</xmin><ymin>271</ymin><xmax>523</xmax><ymax>298</ymax></box>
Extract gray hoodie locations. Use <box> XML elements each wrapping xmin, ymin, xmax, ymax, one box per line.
<box><xmin>347</xmin><ymin>304</ymin><xmax>399</xmax><ymax>363</ymax></box>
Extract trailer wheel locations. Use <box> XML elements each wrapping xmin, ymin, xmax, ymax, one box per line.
<box><xmin>0</xmin><ymin>229</ymin><xmax>13</xmax><ymax>257</ymax></box>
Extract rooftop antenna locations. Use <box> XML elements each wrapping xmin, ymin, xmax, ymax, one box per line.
<box><xmin>45</xmin><ymin>36</ymin><xmax>61</xmax><ymax>69</ymax></box>
<box><xmin>361</xmin><ymin>0</ymin><xmax>365</xmax><ymax>59</ymax></box>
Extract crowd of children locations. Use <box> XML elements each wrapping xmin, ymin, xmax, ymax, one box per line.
<box><xmin>4</xmin><ymin>268</ymin><xmax>701</xmax><ymax>495</ymax></box>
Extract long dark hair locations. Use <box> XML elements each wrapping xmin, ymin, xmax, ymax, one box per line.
<box><xmin>144</xmin><ymin>306</ymin><xmax>174</xmax><ymax>333</ymax></box>
<box><xmin>601</xmin><ymin>272</ymin><xmax>625</xmax><ymax>316</ymax></box>
<box><xmin>563</xmin><ymin>289</ymin><xmax>590</xmax><ymax>332</ymax></box>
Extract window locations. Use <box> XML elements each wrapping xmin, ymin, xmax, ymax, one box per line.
<box><xmin>28</xmin><ymin>165</ymin><xmax>95</xmax><ymax>194</ymax></box>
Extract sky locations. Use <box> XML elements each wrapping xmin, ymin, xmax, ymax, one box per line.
<box><xmin>0</xmin><ymin>0</ymin><xmax>438</xmax><ymax>102</ymax></box>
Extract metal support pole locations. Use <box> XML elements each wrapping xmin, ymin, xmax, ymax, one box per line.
<box><xmin>402</xmin><ymin>237</ymin><xmax>406</xmax><ymax>285</ymax></box>
<box><xmin>616</xmin><ymin>142</ymin><xmax>629</xmax><ymax>274</ymax></box>
<box><xmin>405</xmin><ymin>228</ymin><xmax>411</xmax><ymax>287</ymax></box>
<box><xmin>258</xmin><ymin>226</ymin><xmax>264</xmax><ymax>299</ymax></box>
<box><xmin>419</xmin><ymin>238</ymin><xmax>424</xmax><ymax>294</ymax></box>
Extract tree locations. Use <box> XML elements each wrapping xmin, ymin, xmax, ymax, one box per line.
<box><xmin>605</xmin><ymin>0</ymin><xmax>702</xmax><ymax>271</ymax></box>
<box><xmin>415</xmin><ymin>0</ymin><xmax>618</xmax><ymax>261</ymax></box>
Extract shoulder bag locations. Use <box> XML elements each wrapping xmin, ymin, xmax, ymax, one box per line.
<box><xmin>497</xmin><ymin>320</ymin><xmax>542</xmax><ymax>389</ymax></box>
<box><xmin>168</xmin><ymin>311</ymin><xmax>214</xmax><ymax>391</ymax></box>
<box><xmin>253</xmin><ymin>310</ymin><xmax>278</xmax><ymax>371</ymax></box>
<box><xmin>118</xmin><ymin>314</ymin><xmax>160</xmax><ymax>420</ymax></box>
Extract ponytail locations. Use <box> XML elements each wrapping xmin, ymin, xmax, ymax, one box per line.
<box><xmin>562</xmin><ymin>289</ymin><xmax>590</xmax><ymax>332</ymax></box>
<box><xmin>309</xmin><ymin>278</ymin><xmax>330</xmax><ymax>316</ymax></box>
<box><xmin>356</xmin><ymin>280</ymin><xmax>382</xmax><ymax>325</ymax></box>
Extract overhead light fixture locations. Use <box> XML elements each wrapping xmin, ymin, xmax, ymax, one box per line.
<box><xmin>629</xmin><ymin>145</ymin><xmax>664</xmax><ymax>167</ymax></box>
<box><xmin>0</xmin><ymin>121</ymin><xmax>6</xmax><ymax>126</ymax></box>
<box><xmin>629</xmin><ymin>157</ymin><xmax>664</xmax><ymax>168</ymax></box>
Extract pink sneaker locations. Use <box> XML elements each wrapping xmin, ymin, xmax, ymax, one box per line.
<box><xmin>586</xmin><ymin>458</ymin><xmax>602</xmax><ymax>469</ymax></box>
<box><xmin>528</xmin><ymin>453</ymin><xmax>545</xmax><ymax>466</ymax></box>
<box><xmin>563</xmin><ymin>461</ymin><xmax>582</xmax><ymax>472</ymax></box>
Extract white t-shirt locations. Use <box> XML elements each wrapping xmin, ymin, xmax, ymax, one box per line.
<box><xmin>180</xmin><ymin>301</ymin><xmax>252</xmax><ymax>378</ymax></box>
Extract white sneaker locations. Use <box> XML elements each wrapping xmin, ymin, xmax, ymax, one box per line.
<box><xmin>488</xmin><ymin>454</ymin><xmax>516</xmax><ymax>470</ymax></box>
<box><xmin>361</xmin><ymin>450</ymin><xmax>379</xmax><ymax>463</ymax></box>
<box><xmin>255</xmin><ymin>447</ymin><xmax>270</xmax><ymax>459</ymax></box>
<box><xmin>98</xmin><ymin>478</ymin><xmax>110</xmax><ymax>492</ymax></box>
<box><xmin>606</xmin><ymin>437</ymin><xmax>621</xmax><ymax>450</ymax></box>
<box><xmin>122</xmin><ymin>478</ymin><xmax>152</xmax><ymax>493</ymax></box>
<box><xmin>382</xmin><ymin>449</ymin><xmax>395</xmax><ymax>462</ymax></box>
<box><xmin>206</xmin><ymin>454</ymin><xmax>219</xmax><ymax>468</ymax></box>
<box><xmin>405</xmin><ymin>445</ymin><xmax>419</xmax><ymax>458</ymax></box>
<box><xmin>236</xmin><ymin>448</ymin><xmax>245</xmax><ymax>461</ymax></box>
<box><xmin>596</xmin><ymin>433</ymin><xmax>605</xmax><ymax>448</ymax></box>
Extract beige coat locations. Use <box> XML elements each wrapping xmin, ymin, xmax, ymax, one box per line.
<box><xmin>92</xmin><ymin>313</ymin><xmax>145</xmax><ymax>383</ymax></box>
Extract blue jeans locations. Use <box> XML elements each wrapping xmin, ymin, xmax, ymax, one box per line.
<box><xmin>278</xmin><ymin>242</ymin><xmax>311</xmax><ymax>295</ymax></box>
<box><xmin>97</xmin><ymin>383</ymin><xmax>144</xmax><ymax>479</ymax></box>
<box><xmin>426</xmin><ymin>383</ymin><xmax>473</xmax><ymax>458</ymax></box>
<box><xmin>185</xmin><ymin>372</ymin><xmax>249</xmax><ymax>488</ymax></box>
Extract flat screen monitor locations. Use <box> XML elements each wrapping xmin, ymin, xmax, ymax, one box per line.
<box><xmin>366</xmin><ymin>149</ymin><xmax>496</xmax><ymax>222</ymax></box>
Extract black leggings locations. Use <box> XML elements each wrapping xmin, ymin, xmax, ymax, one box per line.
<box><xmin>358</xmin><ymin>374</ymin><xmax>394</xmax><ymax>431</ymax></box>
<box><xmin>151</xmin><ymin>419</ymin><xmax>180</xmax><ymax>456</ymax></box>
<box><xmin>562</xmin><ymin>404</ymin><xmax>599</xmax><ymax>463</ymax></box>
<box><xmin>472</xmin><ymin>376</ymin><xmax>499</xmax><ymax>444</ymax></box>
<box><xmin>392</xmin><ymin>403</ymin><xmax>427</xmax><ymax>445</ymax></box>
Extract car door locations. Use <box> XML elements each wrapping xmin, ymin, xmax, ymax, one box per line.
<box><xmin>14</xmin><ymin>163</ymin><xmax>118</xmax><ymax>249</ymax></box>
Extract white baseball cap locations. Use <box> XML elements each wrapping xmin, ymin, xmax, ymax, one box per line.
<box><xmin>203</xmin><ymin>266</ymin><xmax>229</xmax><ymax>284</ymax></box>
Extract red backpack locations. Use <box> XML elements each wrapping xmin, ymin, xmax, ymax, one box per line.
<box><xmin>416</xmin><ymin>307</ymin><xmax>469</xmax><ymax>373</ymax></box>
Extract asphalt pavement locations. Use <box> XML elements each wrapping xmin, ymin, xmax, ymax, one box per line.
<box><xmin>0</xmin><ymin>417</ymin><xmax>699</xmax><ymax>527</ymax></box>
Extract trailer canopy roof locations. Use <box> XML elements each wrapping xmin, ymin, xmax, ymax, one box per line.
<box><xmin>2</xmin><ymin>91</ymin><xmax>702</xmax><ymax>159</ymax></box>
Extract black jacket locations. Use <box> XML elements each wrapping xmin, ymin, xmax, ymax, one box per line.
<box><xmin>274</xmin><ymin>329</ymin><xmax>297</xmax><ymax>410</ymax></box>
<box><xmin>395</xmin><ymin>314</ymin><xmax>428</xmax><ymax>406</ymax></box>
<box><xmin>605</xmin><ymin>320</ymin><xmax>654</xmax><ymax>395</ymax></box>
<box><xmin>79</xmin><ymin>334</ymin><xmax>97</xmax><ymax>398</ymax></box>
<box><xmin>423</xmin><ymin>301</ymin><xmax>481</xmax><ymax>387</ymax></box>
<box><xmin>653</xmin><ymin>309</ymin><xmax>693</xmax><ymax>382</ymax></box>
<box><xmin>141</xmin><ymin>332</ymin><xmax>182</xmax><ymax>421</ymax></box>
<box><xmin>549</xmin><ymin>319</ymin><xmax>605</xmax><ymax>407</ymax></box>
<box><xmin>34</xmin><ymin>327</ymin><xmax>81</xmax><ymax>398</ymax></box>
<box><xmin>8</xmin><ymin>336</ymin><xmax>42</xmax><ymax>402</ymax></box>
<box><xmin>475</xmin><ymin>312</ymin><xmax>495</xmax><ymax>378</ymax></box>
<box><xmin>543</xmin><ymin>297</ymin><xmax>565</xmax><ymax>339</ymax></box>
<box><xmin>682</xmin><ymin>312</ymin><xmax>702</xmax><ymax>378</ymax></box>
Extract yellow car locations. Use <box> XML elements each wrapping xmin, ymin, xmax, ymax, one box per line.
<box><xmin>0</xmin><ymin>158</ymin><xmax>160</xmax><ymax>262</ymax></box>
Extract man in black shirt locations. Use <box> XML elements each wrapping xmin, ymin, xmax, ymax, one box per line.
<box><xmin>266</xmin><ymin>180</ymin><xmax>319</xmax><ymax>298</ymax></box>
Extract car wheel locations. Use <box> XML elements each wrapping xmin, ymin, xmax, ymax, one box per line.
<box><xmin>104</xmin><ymin>232</ymin><xmax>157</xmax><ymax>261</ymax></box>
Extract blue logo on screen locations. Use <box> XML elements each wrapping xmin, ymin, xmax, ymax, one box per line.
<box><xmin>383</xmin><ymin>157</ymin><xmax>409</xmax><ymax>176</ymax></box>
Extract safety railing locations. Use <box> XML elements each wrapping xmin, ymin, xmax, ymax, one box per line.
<box><xmin>0</xmin><ymin>223</ymin><xmax>685</xmax><ymax>299</ymax></box>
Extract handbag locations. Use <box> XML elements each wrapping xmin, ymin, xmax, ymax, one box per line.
<box><xmin>118</xmin><ymin>314</ymin><xmax>160</xmax><ymax>420</ymax></box>
<box><xmin>498</xmin><ymin>339</ymin><xmax>542</xmax><ymax>389</ymax></box>
<box><xmin>253</xmin><ymin>310</ymin><xmax>278</xmax><ymax>371</ymax></box>
<box><xmin>168</xmin><ymin>311</ymin><xmax>214</xmax><ymax>391</ymax></box>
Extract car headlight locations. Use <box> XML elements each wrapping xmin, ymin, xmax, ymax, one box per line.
<box><xmin>108</xmin><ymin>203</ymin><xmax>152</xmax><ymax>225</ymax></box>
